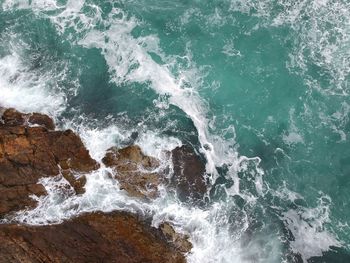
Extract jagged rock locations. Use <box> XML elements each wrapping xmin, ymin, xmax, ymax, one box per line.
<box><xmin>102</xmin><ymin>144</ymin><xmax>207</xmax><ymax>203</ymax></box>
<box><xmin>0</xmin><ymin>108</ymin><xmax>99</xmax><ymax>217</ymax></box>
<box><xmin>160</xmin><ymin>222</ymin><xmax>193</xmax><ymax>254</ymax></box>
<box><xmin>0</xmin><ymin>108</ymin><xmax>193</xmax><ymax>262</ymax></box>
<box><xmin>0</xmin><ymin>212</ymin><xmax>187</xmax><ymax>263</ymax></box>
<box><xmin>1</xmin><ymin>108</ymin><xmax>55</xmax><ymax>130</ymax></box>
<box><xmin>61</xmin><ymin>171</ymin><xmax>87</xmax><ymax>195</ymax></box>
<box><xmin>102</xmin><ymin>145</ymin><xmax>162</xmax><ymax>199</ymax></box>
<box><xmin>171</xmin><ymin>145</ymin><xmax>207</xmax><ymax>203</ymax></box>
<box><xmin>28</xmin><ymin>112</ymin><xmax>55</xmax><ymax>130</ymax></box>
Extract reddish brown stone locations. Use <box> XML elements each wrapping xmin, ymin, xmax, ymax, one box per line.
<box><xmin>28</xmin><ymin>112</ymin><xmax>55</xmax><ymax>130</ymax></box>
<box><xmin>2</xmin><ymin>108</ymin><xmax>55</xmax><ymax>130</ymax></box>
<box><xmin>103</xmin><ymin>145</ymin><xmax>163</xmax><ymax>199</ymax></box>
<box><xmin>1</xmin><ymin>108</ymin><xmax>25</xmax><ymax>126</ymax></box>
<box><xmin>0</xmin><ymin>108</ymin><xmax>191</xmax><ymax>263</ymax></box>
<box><xmin>0</xmin><ymin>184</ymin><xmax>46</xmax><ymax>216</ymax></box>
<box><xmin>160</xmin><ymin>222</ymin><xmax>193</xmax><ymax>254</ymax></box>
<box><xmin>0</xmin><ymin>108</ymin><xmax>99</xmax><ymax>217</ymax></box>
<box><xmin>0</xmin><ymin>212</ymin><xmax>187</xmax><ymax>263</ymax></box>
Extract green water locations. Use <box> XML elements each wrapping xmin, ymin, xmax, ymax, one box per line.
<box><xmin>1</xmin><ymin>0</ymin><xmax>350</xmax><ymax>262</ymax></box>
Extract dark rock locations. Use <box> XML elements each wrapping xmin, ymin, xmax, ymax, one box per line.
<box><xmin>171</xmin><ymin>145</ymin><xmax>207</xmax><ymax>203</ymax></box>
<box><xmin>102</xmin><ymin>145</ymin><xmax>162</xmax><ymax>199</ymax></box>
<box><xmin>124</xmin><ymin>131</ymin><xmax>139</xmax><ymax>145</ymax></box>
<box><xmin>0</xmin><ymin>108</ymin><xmax>99</xmax><ymax>217</ymax></box>
<box><xmin>131</xmin><ymin>131</ymin><xmax>139</xmax><ymax>141</ymax></box>
<box><xmin>0</xmin><ymin>212</ymin><xmax>187</xmax><ymax>263</ymax></box>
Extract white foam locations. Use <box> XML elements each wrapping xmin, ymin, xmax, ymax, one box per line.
<box><xmin>0</xmin><ymin>52</ymin><xmax>67</xmax><ymax>116</ymax></box>
<box><xmin>1</xmin><ymin>4</ymin><xmax>271</xmax><ymax>262</ymax></box>
<box><xmin>2</xmin><ymin>0</ymin><xmax>59</xmax><ymax>11</ymax></box>
<box><xmin>283</xmin><ymin>195</ymin><xmax>341</xmax><ymax>262</ymax></box>
<box><xmin>135</xmin><ymin>131</ymin><xmax>182</xmax><ymax>160</ymax></box>
<box><xmin>222</xmin><ymin>40</ymin><xmax>242</xmax><ymax>57</ymax></box>
<box><xmin>282</xmin><ymin>108</ymin><xmax>304</xmax><ymax>145</ymax></box>
<box><xmin>76</xmin><ymin>7</ymin><xmax>223</xmax><ymax>182</ymax></box>
<box><xmin>75</xmin><ymin>124</ymin><xmax>130</xmax><ymax>162</ymax></box>
<box><xmin>9</xmin><ymin>167</ymin><xmax>253</xmax><ymax>262</ymax></box>
<box><xmin>229</xmin><ymin>0</ymin><xmax>350</xmax><ymax>94</ymax></box>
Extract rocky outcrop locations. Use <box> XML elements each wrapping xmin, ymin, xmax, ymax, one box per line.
<box><xmin>0</xmin><ymin>108</ymin><xmax>193</xmax><ymax>262</ymax></box>
<box><xmin>0</xmin><ymin>108</ymin><xmax>99</xmax><ymax>217</ymax></box>
<box><xmin>102</xmin><ymin>144</ymin><xmax>208</xmax><ymax>204</ymax></box>
<box><xmin>102</xmin><ymin>145</ymin><xmax>163</xmax><ymax>199</ymax></box>
<box><xmin>0</xmin><ymin>212</ymin><xmax>186</xmax><ymax>263</ymax></box>
<box><xmin>171</xmin><ymin>145</ymin><xmax>207</xmax><ymax>203</ymax></box>
<box><xmin>1</xmin><ymin>108</ymin><xmax>55</xmax><ymax>130</ymax></box>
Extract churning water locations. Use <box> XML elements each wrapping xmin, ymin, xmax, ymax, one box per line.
<box><xmin>1</xmin><ymin>0</ymin><xmax>350</xmax><ymax>262</ymax></box>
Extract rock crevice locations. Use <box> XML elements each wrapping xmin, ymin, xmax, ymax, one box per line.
<box><xmin>0</xmin><ymin>108</ymin><xmax>99</xmax><ymax>217</ymax></box>
<box><xmin>0</xmin><ymin>212</ymin><xmax>187</xmax><ymax>263</ymax></box>
<box><xmin>0</xmin><ymin>108</ymin><xmax>197</xmax><ymax>263</ymax></box>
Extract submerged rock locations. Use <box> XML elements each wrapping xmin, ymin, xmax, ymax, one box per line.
<box><xmin>171</xmin><ymin>145</ymin><xmax>207</xmax><ymax>203</ymax></box>
<box><xmin>102</xmin><ymin>145</ymin><xmax>163</xmax><ymax>199</ymax></box>
<box><xmin>0</xmin><ymin>108</ymin><xmax>99</xmax><ymax>217</ymax></box>
<box><xmin>0</xmin><ymin>212</ymin><xmax>187</xmax><ymax>263</ymax></box>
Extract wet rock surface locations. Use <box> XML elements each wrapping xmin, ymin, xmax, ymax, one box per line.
<box><xmin>1</xmin><ymin>108</ymin><xmax>55</xmax><ymax>130</ymax></box>
<box><xmin>0</xmin><ymin>108</ymin><xmax>194</xmax><ymax>262</ymax></box>
<box><xmin>0</xmin><ymin>212</ymin><xmax>186</xmax><ymax>263</ymax></box>
<box><xmin>102</xmin><ymin>144</ymin><xmax>208</xmax><ymax>204</ymax></box>
<box><xmin>171</xmin><ymin>145</ymin><xmax>207</xmax><ymax>203</ymax></box>
<box><xmin>102</xmin><ymin>145</ymin><xmax>163</xmax><ymax>199</ymax></box>
<box><xmin>0</xmin><ymin>108</ymin><xmax>99</xmax><ymax>217</ymax></box>
<box><xmin>160</xmin><ymin>222</ymin><xmax>193</xmax><ymax>254</ymax></box>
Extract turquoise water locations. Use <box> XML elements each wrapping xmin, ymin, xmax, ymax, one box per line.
<box><xmin>1</xmin><ymin>0</ymin><xmax>350</xmax><ymax>262</ymax></box>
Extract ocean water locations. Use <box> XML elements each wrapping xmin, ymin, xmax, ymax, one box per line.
<box><xmin>1</xmin><ymin>0</ymin><xmax>350</xmax><ymax>262</ymax></box>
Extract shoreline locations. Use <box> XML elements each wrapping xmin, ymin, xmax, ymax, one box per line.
<box><xmin>0</xmin><ymin>107</ymin><xmax>206</xmax><ymax>263</ymax></box>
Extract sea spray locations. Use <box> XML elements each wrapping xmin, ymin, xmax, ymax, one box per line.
<box><xmin>1</xmin><ymin>1</ymin><xmax>349</xmax><ymax>262</ymax></box>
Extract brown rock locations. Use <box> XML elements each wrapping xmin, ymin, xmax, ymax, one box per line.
<box><xmin>160</xmin><ymin>222</ymin><xmax>193</xmax><ymax>254</ymax></box>
<box><xmin>0</xmin><ymin>108</ymin><xmax>99</xmax><ymax>218</ymax></box>
<box><xmin>62</xmin><ymin>171</ymin><xmax>87</xmax><ymax>195</ymax></box>
<box><xmin>0</xmin><ymin>106</ymin><xmax>5</xmax><ymax>116</ymax></box>
<box><xmin>0</xmin><ymin>212</ymin><xmax>187</xmax><ymax>263</ymax></box>
<box><xmin>102</xmin><ymin>145</ymin><xmax>163</xmax><ymax>199</ymax></box>
<box><xmin>171</xmin><ymin>145</ymin><xmax>207</xmax><ymax>203</ymax></box>
<box><xmin>28</xmin><ymin>112</ymin><xmax>55</xmax><ymax>130</ymax></box>
<box><xmin>1</xmin><ymin>108</ymin><xmax>55</xmax><ymax>130</ymax></box>
<box><xmin>0</xmin><ymin>184</ymin><xmax>47</xmax><ymax>216</ymax></box>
